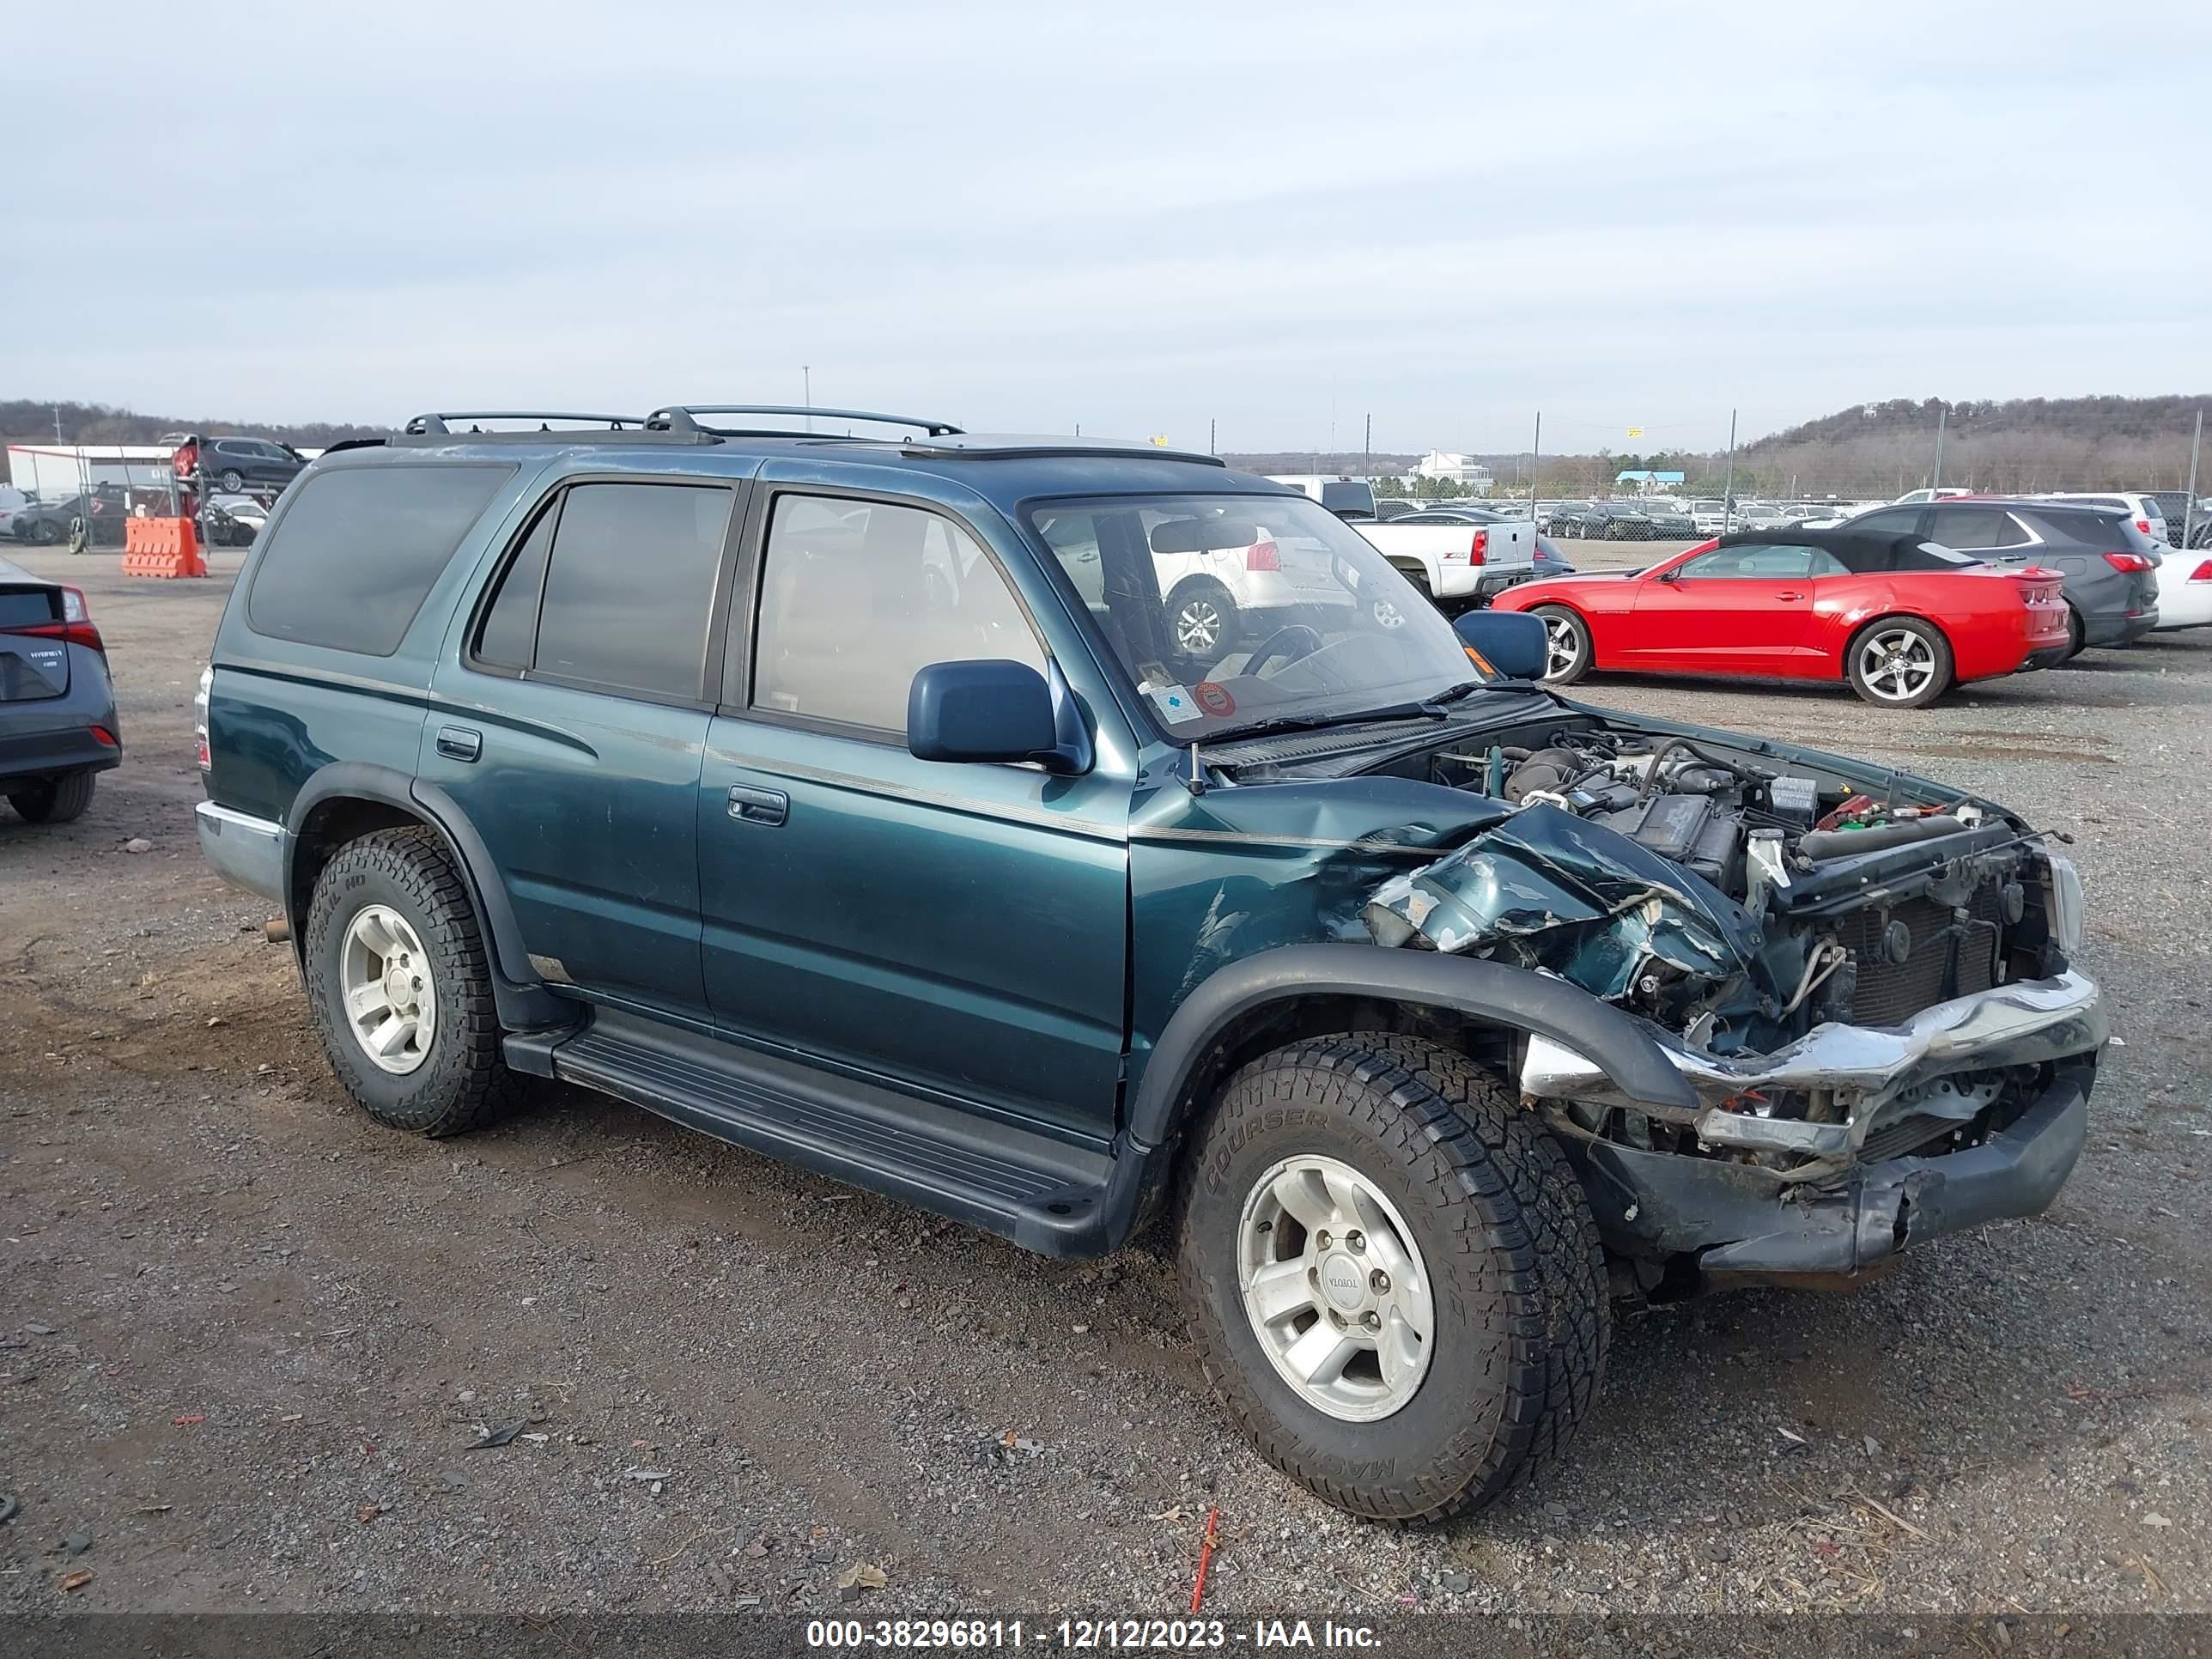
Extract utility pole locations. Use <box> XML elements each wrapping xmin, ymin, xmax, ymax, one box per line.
<box><xmin>802</xmin><ymin>366</ymin><xmax>811</xmax><ymax>434</ymax></box>
<box><xmin>1720</xmin><ymin>408</ymin><xmax>1738</xmax><ymax>532</ymax></box>
<box><xmin>2185</xmin><ymin>410</ymin><xmax>2203</xmax><ymax>553</ymax></box>
<box><xmin>1208</xmin><ymin>417</ymin><xmax>1216</xmax><ymax>457</ymax></box>
<box><xmin>1528</xmin><ymin>410</ymin><xmax>1541</xmax><ymax>522</ymax></box>
<box><xmin>1931</xmin><ymin>407</ymin><xmax>1947</xmax><ymax>492</ymax></box>
<box><xmin>53</xmin><ymin>405</ymin><xmax>64</xmax><ymax>441</ymax></box>
<box><xmin>1363</xmin><ymin>412</ymin><xmax>1371</xmax><ymax>477</ymax></box>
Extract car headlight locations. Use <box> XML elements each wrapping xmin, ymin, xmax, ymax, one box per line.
<box><xmin>2044</xmin><ymin>854</ymin><xmax>2084</xmax><ymax>957</ymax></box>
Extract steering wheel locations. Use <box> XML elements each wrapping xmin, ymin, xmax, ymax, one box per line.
<box><xmin>1247</xmin><ymin>624</ymin><xmax>1324</xmax><ymax>677</ymax></box>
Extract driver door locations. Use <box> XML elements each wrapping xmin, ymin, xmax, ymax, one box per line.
<box><xmin>696</xmin><ymin>480</ymin><xmax>1132</xmax><ymax>1142</ymax></box>
<box><xmin>1628</xmin><ymin>543</ymin><xmax>1819</xmax><ymax>674</ymax></box>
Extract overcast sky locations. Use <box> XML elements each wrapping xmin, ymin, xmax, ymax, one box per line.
<box><xmin>6</xmin><ymin>2</ymin><xmax>2205</xmax><ymax>453</ymax></box>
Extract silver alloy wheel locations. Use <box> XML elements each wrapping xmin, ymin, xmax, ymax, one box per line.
<box><xmin>1175</xmin><ymin>595</ymin><xmax>1225</xmax><ymax>653</ymax></box>
<box><xmin>1856</xmin><ymin>627</ymin><xmax>1937</xmax><ymax>702</ymax></box>
<box><xmin>1236</xmin><ymin>1154</ymin><xmax>1437</xmax><ymax>1422</ymax></box>
<box><xmin>339</xmin><ymin>904</ymin><xmax>436</xmax><ymax>1075</ymax></box>
<box><xmin>1541</xmin><ymin>612</ymin><xmax>1583</xmax><ymax>679</ymax></box>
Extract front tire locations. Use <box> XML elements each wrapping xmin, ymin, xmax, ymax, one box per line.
<box><xmin>1179</xmin><ymin>1036</ymin><xmax>1608</xmax><ymax>1523</ymax></box>
<box><xmin>1531</xmin><ymin>605</ymin><xmax>1592</xmax><ymax>684</ymax></box>
<box><xmin>6</xmin><ymin>769</ymin><xmax>96</xmax><ymax>823</ymax></box>
<box><xmin>1846</xmin><ymin>615</ymin><xmax>1953</xmax><ymax>707</ymax></box>
<box><xmin>303</xmin><ymin>826</ymin><xmax>516</xmax><ymax>1136</ymax></box>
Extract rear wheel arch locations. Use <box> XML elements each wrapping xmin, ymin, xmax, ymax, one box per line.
<box><xmin>284</xmin><ymin>764</ymin><xmax>568</xmax><ymax>1032</ymax></box>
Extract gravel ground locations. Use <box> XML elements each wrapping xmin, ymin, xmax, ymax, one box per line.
<box><xmin>2</xmin><ymin>544</ymin><xmax>2208</xmax><ymax>1626</ymax></box>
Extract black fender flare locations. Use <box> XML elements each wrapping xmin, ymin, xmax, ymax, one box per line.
<box><xmin>1124</xmin><ymin>942</ymin><xmax>1696</xmax><ymax>1148</ymax></box>
<box><xmin>284</xmin><ymin>761</ymin><xmax>572</xmax><ymax>1033</ymax></box>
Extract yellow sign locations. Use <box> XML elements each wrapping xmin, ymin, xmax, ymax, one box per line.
<box><xmin>1150</xmin><ymin>434</ymin><xmax>1170</xmax><ymax>447</ymax></box>
<box><xmin>1626</xmin><ymin>427</ymin><xmax>1644</xmax><ymax>439</ymax></box>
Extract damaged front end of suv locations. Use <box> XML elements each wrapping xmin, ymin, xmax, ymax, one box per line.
<box><xmin>1134</xmin><ymin>705</ymin><xmax>2103</xmax><ymax>1299</ymax></box>
<box><xmin>1358</xmin><ymin>723</ymin><xmax>2103</xmax><ymax>1291</ymax></box>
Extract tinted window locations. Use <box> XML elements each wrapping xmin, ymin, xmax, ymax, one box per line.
<box><xmin>473</xmin><ymin>501</ymin><xmax>557</xmax><ymax>671</ymax></box>
<box><xmin>532</xmin><ymin>483</ymin><xmax>732</xmax><ymax>700</ymax></box>
<box><xmin>1928</xmin><ymin>506</ymin><xmax>2021</xmax><ymax>549</ymax></box>
<box><xmin>1850</xmin><ymin>507</ymin><xmax>1922</xmax><ymax>536</ymax></box>
<box><xmin>1677</xmin><ymin>544</ymin><xmax>1814</xmax><ymax>579</ymax></box>
<box><xmin>247</xmin><ymin>464</ymin><xmax>513</xmax><ymax>654</ymax></box>
<box><xmin>1321</xmin><ymin>481</ymin><xmax>1376</xmax><ymax>516</ymax></box>
<box><xmin>752</xmin><ymin>495</ymin><xmax>1042</xmax><ymax>733</ymax></box>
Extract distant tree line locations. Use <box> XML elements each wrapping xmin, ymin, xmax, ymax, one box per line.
<box><xmin>0</xmin><ymin>400</ymin><xmax>393</xmax><ymax>483</ymax></box>
<box><xmin>10</xmin><ymin>394</ymin><xmax>2205</xmax><ymax>496</ymax></box>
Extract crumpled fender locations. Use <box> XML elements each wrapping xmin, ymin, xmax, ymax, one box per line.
<box><xmin>1363</xmin><ymin>801</ymin><xmax>1774</xmax><ymax>1005</ymax></box>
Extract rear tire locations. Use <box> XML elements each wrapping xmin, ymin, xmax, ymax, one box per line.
<box><xmin>219</xmin><ymin>468</ymin><xmax>246</xmax><ymax>493</ymax></box>
<box><xmin>1846</xmin><ymin>615</ymin><xmax>1953</xmax><ymax>708</ymax></box>
<box><xmin>2063</xmin><ymin>605</ymin><xmax>2086</xmax><ymax>660</ymax></box>
<box><xmin>6</xmin><ymin>769</ymin><xmax>95</xmax><ymax>823</ymax></box>
<box><xmin>303</xmin><ymin>826</ymin><xmax>517</xmax><ymax>1136</ymax></box>
<box><xmin>1531</xmin><ymin>605</ymin><xmax>1592</xmax><ymax>684</ymax></box>
<box><xmin>1179</xmin><ymin>1035</ymin><xmax>1608</xmax><ymax>1522</ymax></box>
<box><xmin>1167</xmin><ymin>578</ymin><xmax>1241</xmax><ymax>658</ymax></box>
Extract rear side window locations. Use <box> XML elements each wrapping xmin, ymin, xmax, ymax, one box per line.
<box><xmin>529</xmin><ymin>482</ymin><xmax>734</xmax><ymax>700</ymax></box>
<box><xmin>247</xmin><ymin>464</ymin><xmax>513</xmax><ymax>655</ymax></box>
<box><xmin>1926</xmin><ymin>506</ymin><xmax>2026</xmax><ymax>549</ymax></box>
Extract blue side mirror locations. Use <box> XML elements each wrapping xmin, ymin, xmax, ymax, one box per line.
<box><xmin>1452</xmin><ymin>610</ymin><xmax>1547</xmax><ymax>681</ymax></box>
<box><xmin>908</xmin><ymin>659</ymin><xmax>1089</xmax><ymax>774</ymax></box>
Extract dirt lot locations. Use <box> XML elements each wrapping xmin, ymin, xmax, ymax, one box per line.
<box><xmin>3</xmin><ymin>543</ymin><xmax>2210</xmax><ymax>1623</ymax></box>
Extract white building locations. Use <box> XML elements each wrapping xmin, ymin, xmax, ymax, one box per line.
<box><xmin>1413</xmin><ymin>450</ymin><xmax>1494</xmax><ymax>494</ymax></box>
<box><xmin>6</xmin><ymin>444</ymin><xmax>176</xmax><ymax>499</ymax></box>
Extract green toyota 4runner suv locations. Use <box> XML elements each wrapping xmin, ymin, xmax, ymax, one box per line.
<box><xmin>196</xmin><ymin>406</ymin><xmax>2105</xmax><ymax>1522</ymax></box>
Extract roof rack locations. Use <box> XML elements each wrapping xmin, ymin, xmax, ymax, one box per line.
<box><xmin>649</xmin><ymin>404</ymin><xmax>963</xmax><ymax>439</ymax></box>
<box><xmin>896</xmin><ymin>436</ymin><xmax>1227</xmax><ymax>467</ymax></box>
<box><xmin>404</xmin><ymin>410</ymin><xmax>651</xmax><ymax>435</ymax></box>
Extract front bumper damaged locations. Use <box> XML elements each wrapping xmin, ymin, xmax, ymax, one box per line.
<box><xmin>1522</xmin><ymin>969</ymin><xmax>2106</xmax><ymax>1158</ymax></box>
<box><xmin>1577</xmin><ymin>1055</ymin><xmax>2093</xmax><ymax>1286</ymax></box>
<box><xmin>1521</xmin><ymin>971</ymin><xmax>2106</xmax><ymax>1285</ymax></box>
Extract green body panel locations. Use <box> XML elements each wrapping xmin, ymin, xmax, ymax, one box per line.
<box><xmin>1121</xmin><ymin>758</ymin><xmax>1514</xmax><ymax>1102</ymax></box>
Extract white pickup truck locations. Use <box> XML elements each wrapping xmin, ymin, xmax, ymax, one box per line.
<box><xmin>1352</xmin><ymin>514</ymin><xmax>1543</xmax><ymax>614</ymax></box>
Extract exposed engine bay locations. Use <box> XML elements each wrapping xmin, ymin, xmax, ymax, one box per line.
<box><xmin>1354</xmin><ymin>716</ymin><xmax>2087</xmax><ymax>1183</ymax></box>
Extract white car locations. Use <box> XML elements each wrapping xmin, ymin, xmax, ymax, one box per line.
<box><xmin>1891</xmin><ymin>487</ymin><xmax>1973</xmax><ymax>506</ymax></box>
<box><xmin>2154</xmin><ymin>548</ymin><xmax>2212</xmax><ymax>630</ymax></box>
<box><xmin>1688</xmin><ymin>499</ymin><xmax>1729</xmax><ymax>535</ymax></box>
<box><xmin>1039</xmin><ymin>507</ymin><xmax>1352</xmax><ymax>656</ymax></box>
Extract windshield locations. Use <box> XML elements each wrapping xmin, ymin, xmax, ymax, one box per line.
<box><xmin>1025</xmin><ymin>493</ymin><xmax>1492</xmax><ymax>742</ymax></box>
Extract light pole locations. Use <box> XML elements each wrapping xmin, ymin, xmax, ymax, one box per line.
<box><xmin>1720</xmin><ymin>409</ymin><xmax>1737</xmax><ymax>533</ymax></box>
<box><xmin>802</xmin><ymin>366</ymin><xmax>811</xmax><ymax>433</ymax></box>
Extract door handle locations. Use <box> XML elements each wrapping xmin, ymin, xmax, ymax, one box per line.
<box><xmin>727</xmin><ymin>784</ymin><xmax>788</xmax><ymax>826</ymax></box>
<box><xmin>435</xmin><ymin>725</ymin><xmax>483</xmax><ymax>763</ymax></box>
<box><xmin>1773</xmin><ymin>590</ymin><xmax>1805</xmax><ymax>601</ymax></box>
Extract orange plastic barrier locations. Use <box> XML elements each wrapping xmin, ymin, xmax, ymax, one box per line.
<box><xmin>121</xmin><ymin>517</ymin><xmax>207</xmax><ymax>578</ymax></box>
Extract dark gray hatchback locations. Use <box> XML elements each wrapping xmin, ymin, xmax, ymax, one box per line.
<box><xmin>0</xmin><ymin>554</ymin><xmax>122</xmax><ymax>823</ymax></box>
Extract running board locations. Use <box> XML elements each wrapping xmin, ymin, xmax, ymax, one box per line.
<box><xmin>544</xmin><ymin>1012</ymin><xmax>1125</xmax><ymax>1255</ymax></box>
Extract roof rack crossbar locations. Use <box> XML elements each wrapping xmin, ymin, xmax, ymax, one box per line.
<box><xmin>649</xmin><ymin>405</ymin><xmax>963</xmax><ymax>438</ymax></box>
<box><xmin>404</xmin><ymin>410</ymin><xmax>648</xmax><ymax>435</ymax></box>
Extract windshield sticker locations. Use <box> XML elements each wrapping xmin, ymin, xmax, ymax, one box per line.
<box><xmin>1135</xmin><ymin>661</ymin><xmax>1173</xmax><ymax>692</ymax></box>
<box><xmin>1149</xmin><ymin>684</ymin><xmax>1204</xmax><ymax>724</ymax></box>
<box><xmin>1192</xmin><ymin>681</ymin><xmax>1237</xmax><ymax>719</ymax></box>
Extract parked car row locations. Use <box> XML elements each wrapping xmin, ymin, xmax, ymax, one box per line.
<box><xmin>1486</xmin><ymin>492</ymin><xmax>2192</xmax><ymax>708</ymax></box>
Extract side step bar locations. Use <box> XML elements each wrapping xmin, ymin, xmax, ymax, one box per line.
<box><xmin>541</xmin><ymin>1012</ymin><xmax>1139</xmax><ymax>1256</ymax></box>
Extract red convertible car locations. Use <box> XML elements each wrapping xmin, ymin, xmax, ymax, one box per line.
<box><xmin>1490</xmin><ymin>527</ymin><xmax>2070</xmax><ymax>707</ymax></box>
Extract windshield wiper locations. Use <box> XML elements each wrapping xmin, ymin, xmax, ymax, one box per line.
<box><xmin>1215</xmin><ymin>685</ymin><xmax>1495</xmax><ymax>743</ymax></box>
